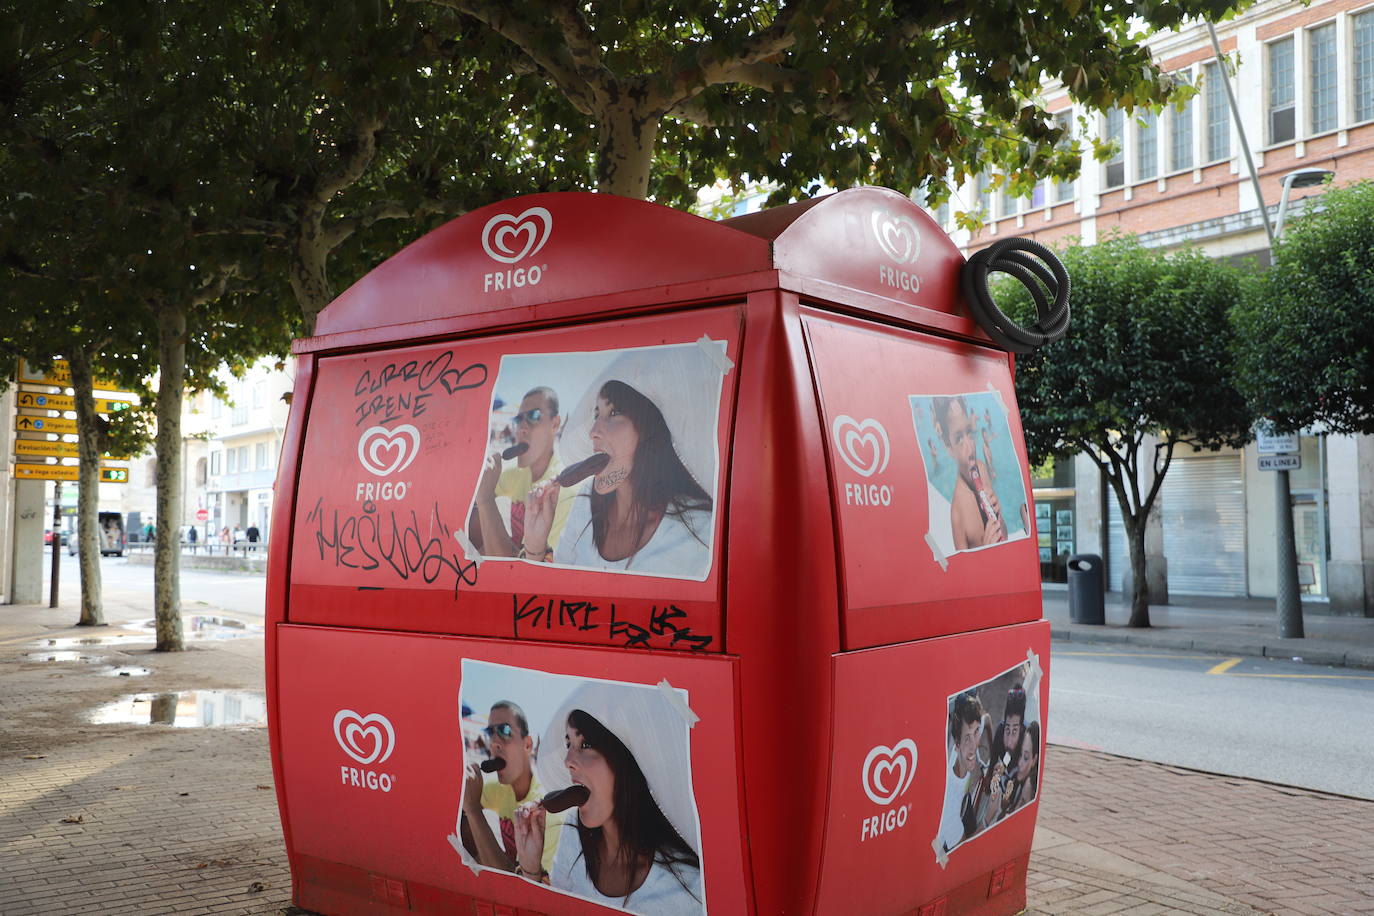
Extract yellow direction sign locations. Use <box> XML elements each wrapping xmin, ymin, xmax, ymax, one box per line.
<box><xmin>14</xmin><ymin>415</ymin><xmax>77</xmax><ymax>435</ymax></box>
<box><xmin>17</xmin><ymin>358</ymin><xmax>128</xmax><ymax>392</ymax></box>
<box><xmin>16</xmin><ymin>391</ymin><xmax>73</xmax><ymax>411</ymax></box>
<box><xmin>13</xmin><ymin>463</ymin><xmax>78</xmax><ymax>482</ymax></box>
<box><xmin>13</xmin><ymin>462</ymin><xmax>128</xmax><ymax>483</ymax></box>
<box><xmin>14</xmin><ymin>440</ymin><xmax>79</xmax><ymax>458</ymax></box>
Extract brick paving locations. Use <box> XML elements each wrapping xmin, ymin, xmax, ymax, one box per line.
<box><xmin>3</xmin><ymin>601</ymin><xmax>1373</xmax><ymax>914</ymax></box>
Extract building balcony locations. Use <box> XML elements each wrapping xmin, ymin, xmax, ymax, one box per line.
<box><xmin>208</xmin><ymin>468</ymin><xmax>277</xmax><ymax>492</ymax></box>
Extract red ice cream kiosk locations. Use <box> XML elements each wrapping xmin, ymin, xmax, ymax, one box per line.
<box><xmin>266</xmin><ymin>187</ymin><xmax>1066</xmax><ymax>916</ymax></box>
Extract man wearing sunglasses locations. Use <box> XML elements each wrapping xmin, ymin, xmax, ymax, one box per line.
<box><xmin>460</xmin><ymin>701</ymin><xmax>564</xmax><ymax>873</ymax></box>
<box><xmin>470</xmin><ymin>387</ymin><xmax>577</xmax><ymax>559</ymax></box>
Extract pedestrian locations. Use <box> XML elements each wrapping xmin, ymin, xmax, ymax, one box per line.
<box><xmin>187</xmin><ymin>525</ymin><xmax>198</xmax><ymax>550</ymax></box>
<box><xmin>246</xmin><ymin>524</ymin><xmax>260</xmax><ymax>545</ymax></box>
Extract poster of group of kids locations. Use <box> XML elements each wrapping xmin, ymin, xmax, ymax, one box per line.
<box><xmin>463</xmin><ymin>339</ymin><xmax>727</xmax><ymax>583</ymax></box>
<box><xmin>450</xmin><ymin>661</ymin><xmax>706</xmax><ymax>916</ymax></box>
<box><xmin>935</xmin><ymin>657</ymin><xmax>1044</xmax><ymax>859</ymax></box>
<box><xmin>910</xmin><ymin>390</ymin><xmax>1030</xmax><ymax>561</ymax></box>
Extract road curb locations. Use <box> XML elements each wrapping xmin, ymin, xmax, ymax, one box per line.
<box><xmin>1050</xmin><ymin>625</ymin><xmax>1374</xmax><ymax>671</ymax></box>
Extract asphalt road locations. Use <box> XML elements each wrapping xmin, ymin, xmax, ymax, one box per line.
<box><xmin>41</xmin><ymin>552</ymin><xmax>267</xmax><ymax>624</ymax></box>
<box><xmin>1049</xmin><ymin>643</ymin><xmax>1374</xmax><ymax>800</ymax></box>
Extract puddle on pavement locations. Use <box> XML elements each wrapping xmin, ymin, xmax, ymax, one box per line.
<box><xmin>102</xmin><ymin>666</ymin><xmax>152</xmax><ymax>677</ymax></box>
<box><xmin>32</xmin><ymin>635</ymin><xmax>138</xmax><ymax>649</ymax></box>
<box><xmin>88</xmin><ymin>691</ymin><xmax>268</xmax><ymax>727</ymax></box>
<box><xmin>133</xmin><ymin>615</ymin><xmax>263</xmax><ymax>640</ymax></box>
<box><xmin>24</xmin><ymin>650</ymin><xmax>100</xmax><ymax>663</ymax></box>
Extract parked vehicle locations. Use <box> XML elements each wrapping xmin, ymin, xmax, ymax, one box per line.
<box><xmin>67</xmin><ymin>512</ymin><xmax>126</xmax><ymax>557</ymax></box>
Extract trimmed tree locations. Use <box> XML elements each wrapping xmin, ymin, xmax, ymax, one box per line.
<box><xmin>1007</xmin><ymin>236</ymin><xmax>1253</xmax><ymax>627</ymax></box>
<box><xmin>1233</xmin><ymin>179</ymin><xmax>1374</xmax><ymax>435</ymax></box>
<box><xmin>418</xmin><ymin>0</ymin><xmax>1254</xmax><ymax>207</ymax></box>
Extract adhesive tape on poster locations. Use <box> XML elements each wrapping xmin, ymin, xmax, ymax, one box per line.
<box><xmin>986</xmin><ymin>381</ymin><xmax>1005</xmax><ymax>410</ymax></box>
<box><xmin>656</xmin><ymin>679</ymin><xmax>700</xmax><ymax>728</ymax></box>
<box><xmin>932</xmin><ymin>836</ymin><xmax>950</xmax><ymax>869</ymax></box>
<box><xmin>453</xmin><ymin>529</ymin><xmax>484</xmax><ymax>567</ymax></box>
<box><xmin>696</xmin><ymin>335</ymin><xmax>734</xmax><ymax>374</ymax></box>
<box><xmin>925</xmin><ymin>533</ymin><xmax>949</xmax><ymax>571</ymax></box>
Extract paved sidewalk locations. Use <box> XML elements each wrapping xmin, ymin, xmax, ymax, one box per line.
<box><xmin>3</xmin><ymin>593</ymin><xmax>1373</xmax><ymax>914</ymax></box>
<box><xmin>1044</xmin><ymin>588</ymin><xmax>1374</xmax><ymax>670</ymax></box>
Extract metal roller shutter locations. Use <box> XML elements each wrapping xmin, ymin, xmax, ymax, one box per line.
<box><xmin>1161</xmin><ymin>452</ymin><xmax>1246</xmax><ymax>596</ymax></box>
<box><xmin>1105</xmin><ymin>452</ymin><xmax>1246</xmax><ymax>597</ymax></box>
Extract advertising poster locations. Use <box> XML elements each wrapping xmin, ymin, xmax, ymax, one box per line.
<box><xmin>910</xmin><ymin>391</ymin><xmax>1030</xmax><ymax>560</ymax></box>
<box><xmin>466</xmin><ymin>341</ymin><xmax>725</xmax><ymax>582</ymax></box>
<box><xmin>933</xmin><ymin>658</ymin><xmax>1043</xmax><ymax>860</ymax></box>
<box><xmin>451</xmin><ymin>660</ymin><xmax>706</xmax><ymax>916</ymax></box>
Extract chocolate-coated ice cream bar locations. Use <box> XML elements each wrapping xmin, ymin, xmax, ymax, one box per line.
<box><xmin>539</xmin><ymin>785</ymin><xmax>590</xmax><ymax>813</ymax></box>
<box><xmin>501</xmin><ymin>442</ymin><xmax>529</xmax><ymax>460</ymax></box>
<box><xmin>555</xmin><ymin>453</ymin><xmax>610</xmax><ymax>487</ymax></box>
<box><xmin>480</xmin><ymin>757</ymin><xmax>506</xmax><ymax>773</ymax></box>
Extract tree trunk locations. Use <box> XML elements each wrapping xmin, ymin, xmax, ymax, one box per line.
<box><xmin>1124</xmin><ymin>514</ymin><xmax>1152</xmax><ymax>628</ymax></box>
<box><xmin>67</xmin><ymin>352</ymin><xmax>105</xmax><ymax>626</ymax></box>
<box><xmin>153</xmin><ymin>303</ymin><xmax>186</xmax><ymax>652</ymax></box>
<box><xmin>288</xmin><ymin>209</ymin><xmax>333</xmax><ymax>338</ymax></box>
<box><xmin>595</xmin><ymin>96</ymin><xmax>659</xmax><ymax>198</ymax></box>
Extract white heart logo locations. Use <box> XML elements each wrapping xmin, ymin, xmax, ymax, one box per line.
<box><xmin>357</xmin><ymin>424</ymin><xmax>420</xmax><ymax>477</ymax></box>
<box><xmin>831</xmin><ymin>415</ymin><xmax>891</xmax><ymax>478</ymax></box>
<box><xmin>871</xmin><ymin>209</ymin><xmax>922</xmax><ymax>265</ymax></box>
<box><xmin>333</xmin><ymin>709</ymin><xmax>396</xmax><ymax>765</ymax></box>
<box><xmin>862</xmin><ymin>739</ymin><xmax>918</xmax><ymax>806</ymax></box>
<box><xmin>481</xmin><ymin>206</ymin><xmax>553</xmax><ymax>264</ymax></box>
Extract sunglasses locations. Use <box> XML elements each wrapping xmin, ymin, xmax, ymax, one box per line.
<box><xmin>511</xmin><ymin>408</ymin><xmax>545</xmax><ymax>426</ymax></box>
<box><xmin>483</xmin><ymin>722</ymin><xmax>518</xmax><ymax>740</ymax></box>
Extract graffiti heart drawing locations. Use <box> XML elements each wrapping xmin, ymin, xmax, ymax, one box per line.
<box><xmin>871</xmin><ymin>209</ymin><xmax>922</xmax><ymax>265</ymax></box>
<box><xmin>333</xmin><ymin>709</ymin><xmax>396</xmax><ymax>765</ymax></box>
<box><xmin>831</xmin><ymin>415</ymin><xmax>891</xmax><ymax>478</ymax></box>
<box><xmin>481</xmin><ymin>206</ymin><xmax>553</xmax><ymax>264</ymax></box>
<box><xmin>357</xmin><ymin>424</ymin><xmax>421</xmax><ymax>477</ymax></box>
<box><xmin>862</xmin><ymin>739</ymin><xmax>918</xmax><ymax>806</ymax></box>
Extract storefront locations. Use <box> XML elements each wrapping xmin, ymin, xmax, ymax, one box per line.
<box><xmin>1031</xmin><ymin>459</ymin><xmax>1076</xmax><ymax>584</ymax></box>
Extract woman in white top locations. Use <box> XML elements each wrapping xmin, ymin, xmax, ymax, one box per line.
<box><xmin>521</xmin><ymin>378</ymin><xmax>713</xmax><ymax>579</ymax></box>
<box><xmin>512</xmin><ymin>708</ymin><xmax>703</xmax><ymax>915</ymax></box>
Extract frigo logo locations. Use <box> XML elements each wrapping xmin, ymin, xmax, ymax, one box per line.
<box><xmin>356</xmin><ymin>424</ymin><xmax>421</xmax><ymax>477</ymax></box>
<box><xmin>860</xmin><ymin>739</ymin><xmax>917</xmax><ymax>842</ymax></box>
<box><xmin>832</xmin><ymin>415</ymin><xmax>895</xmax><ymax>508</ymax></box>
<box><xmin>870</xmin><ymin>207</ymin><xmax>923</xmax><ymax>294</ymax></box>
<box><xmin>481</xmin><ymin>206</ymin><xmax>552</xmax><ymax>293</ymax></box>
<box><xmin>334</xmin><ymin>709</ymin><xmax>398</xmax><ymax>794</ymax></box>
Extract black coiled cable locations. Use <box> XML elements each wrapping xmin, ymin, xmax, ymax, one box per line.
<box><xmin>961</xmin><ymin>237</ymin><xmax>1071</xmax><ymax>354</ymax></box>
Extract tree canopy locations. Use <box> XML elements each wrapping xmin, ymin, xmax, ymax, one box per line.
<box><xmin>1007</xmin><ymin>236</ymin><xmax>1253</xmax><ymax>626</ymax></box>
<box><xmin>420</xmin><ymin>0</ymin><xmax>1253</xmax><ymax>208</ymax></box>
<box><xmin>1233</xmin><ymin>179</ymin><xmax>1374</xmax><ymax>435</ymax></box>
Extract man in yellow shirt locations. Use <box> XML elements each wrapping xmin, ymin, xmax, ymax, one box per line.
<box><xmin>460</xmin><ymin>701</ymin><xmax>563</xmax><ymax>874</ymax></box>
<box><xmin>470</xmin><ymin>387</ymin><xmax>577</xmax><ymax>559</ymax></box>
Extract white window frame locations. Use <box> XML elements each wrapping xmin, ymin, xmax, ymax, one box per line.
<box><xmin>1309</xmin><ymin>21</ymin><xmax>1339</xmax><ymax>135</ymax></box>
<box><xmin>1267</xmin><ymin>35</ymin><xmax>1298</xmax><ymax>146</ymax></box>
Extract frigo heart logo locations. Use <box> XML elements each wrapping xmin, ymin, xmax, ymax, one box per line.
<box><xmin>481</xmin><ymin>206</ymin><xmax>553</xmax><ymax>264</ymax></box>
<box><xmin>357</xmin><ymin>424</ymin><xmax>421</xmax><ymax>477</ymax></box>
<box><xmin>831</xmin><ymin>415</ymin><xmax>891</xmax><ymax>478</ymax></box>
<box><xmin>871</xmin><ymin>208</ymin><xmax>922</xmax><ymax>265</ymax></box>
<box><xmin>333</xmin><ymin>709</ymin><xmax>396</xmax><ymax>765</ymax></box>
<box><xmin>862</xmin><ymin>739</ymin><xmax>918</xmax><ymax>806</ymax></box>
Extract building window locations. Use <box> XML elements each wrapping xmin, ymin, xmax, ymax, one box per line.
<box><xmin>1053</xmin><ymin>110</ymin><xmax>1076</xmax><ymax>203</ymax></box>
<box><xmin>1202</xmin><ymin>61</ymin><xmax>1231</xmax><ymax>162</ymax></box>
<box><xmin>998</xmin><ymin>178</ymin><xmax>1017</xmax><ymax>219</ymax></box>
<box><xmin>1103</xmin><ymin>108</ymin><xmax>1125</xmax><ymax>188</ymax></box>
<box><xmin>210</xmin><ymin>450</ymin><xmax>221</xmax><ymax>475</ymax></box>
<box><xmin>210</xmin><ymin>397</ymin><xmax>223</xmax><ymax>419</ymax></box>
<box><xmin>252</xmin><ymin>381</ymin><xmax>265</xmax><ymax>409</ymax></box>
<box><xmin>196</xmin><ymin>457</ymin><xmax>207</xmax><ymax>486</ymax></box>
<box><xmin>1356</xmin><ymin>10</ymin><xmax>1374</xmax><ymax>123</ymax></box>
<box><xmin>1028</xmin><ymin>180</ymin><xmax>1046</xmax><ymax>210</ymax></box>
<box><xmin>1268</xmin><ymin>36</ymin><xmax>1296</xmax><ymax>144</ymax></box>
<box><xmin>226</xmin><ymin>448</ymin><xmax>237</xmax><ymax>474</ymax></box>
<box><xmin>976</xmin><ymin>171</ymin><xmax>992</xmax><ymax>217</ymax></box>
<box><xmin>238</xmin><ymin>446</ymin><xmax>249</xmax><ymax>471</ymax></box>
<box><xmin>1169</xmin><ymin>72</ymin><xmax>1194</xmax><ymax>172</ymax></box>
<box><xmin>1308</xmin><ymin>23</ymin><xmax>1337</xmax><ymax>134</ymax></box>
<box><xmin>936</xmin><ymin>196</ymin><xmax>950</xmax><ymax>227</ymax></box>
<box><xmin>1136</xmin><ymin>109</ymin><xmax>1158</xmax><ymax>180</ymax></box>
<box><xmin>255</xmin><ymin>442</ymin><xmax>268</xmax><ymax>470</ymax></box>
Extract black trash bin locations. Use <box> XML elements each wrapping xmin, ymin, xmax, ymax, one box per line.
<box><xmin>1067</xmin><ymin>553</ymin><xmax>1105</xmax><ymax>624</ymax></box>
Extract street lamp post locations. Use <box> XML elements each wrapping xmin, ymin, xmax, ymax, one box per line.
<box><xmin>1270</xmin><ymin>167</ymin><xmax>1332</xmax><ymax>639</ymax></box>
<box><xmin>1206</xmin><ymin>20</ymin><xmax>1332</xmax><ymax>638</ymax></box>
